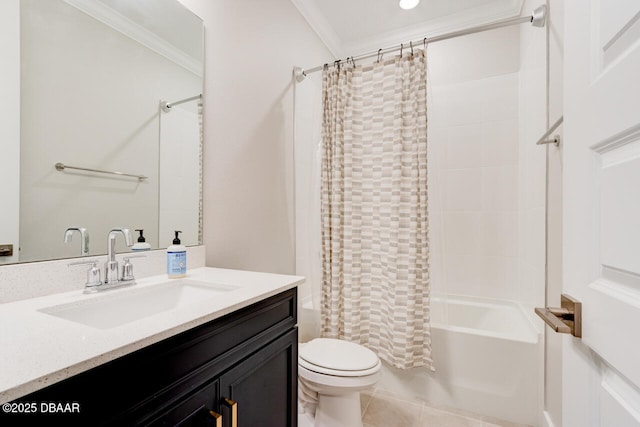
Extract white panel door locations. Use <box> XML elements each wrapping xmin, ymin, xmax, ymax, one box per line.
<box><xmin>563</xmin><ymin>1</ymin><xmax>640</xmax><ymax>426</ymax></box>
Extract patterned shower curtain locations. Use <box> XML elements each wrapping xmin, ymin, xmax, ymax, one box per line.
<box><xmin>320</xmin><ymin>50</ymin><xmax>433</xmax><ymax>370</ymax></box>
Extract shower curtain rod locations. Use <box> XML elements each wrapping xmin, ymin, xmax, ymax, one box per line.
<box><xmin>160</xmin><ymin>94</ymin><xmax>202</xmax><ymax>113</ymax></box>
<box><xmin>295</xmin><ymin>5</ymin><xmax>547</xmax><ymax>81</ymax></box>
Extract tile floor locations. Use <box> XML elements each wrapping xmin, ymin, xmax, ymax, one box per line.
<box><xmin>360</xmin><ymin>389</ymin><xmax>534</xmax><ymax>427</ymax></box>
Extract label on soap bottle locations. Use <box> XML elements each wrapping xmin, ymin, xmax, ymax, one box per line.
<box><xmin>167</xmin><ymin>250</ymin><xmax>187</xmax><ymax>277</ymax></box>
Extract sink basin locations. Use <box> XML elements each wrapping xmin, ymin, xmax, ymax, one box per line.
<box><xmin>38</xmin><ymin>279</ymin><xmax>239</xmax><ymax>330</ymax></box>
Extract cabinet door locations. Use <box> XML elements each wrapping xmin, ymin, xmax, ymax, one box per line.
<box><xmin>143</xmin><ymin>380</ymin><xmax>221</xmax><ymax>427</ymax></box>
<box><xmin>219</xmin><ymin>329</ymin><xmax>298</xmax><ymax>427</ymax></box>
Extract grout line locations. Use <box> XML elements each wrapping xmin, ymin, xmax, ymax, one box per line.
<box><xmin>360</xmin><ymin>389</ymin><xmax>375</xmax><ymax>417</ymax></box>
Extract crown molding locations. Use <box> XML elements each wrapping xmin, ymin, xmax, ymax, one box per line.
<box><xmin>289</xmin><ymin>0</ymin><xmax>341</xmax><ymax>58</ymax></box>
<box><xmin>291</xmin><ymin>0</ymin><xmax>524</xmax><ymax>60</ymax></box>
<box><xmin>64</xmin><ymin>0</ymin><xmax>202</xmax><ymax>77</ymax></box>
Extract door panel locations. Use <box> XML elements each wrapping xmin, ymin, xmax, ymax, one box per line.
<box><xmin>219</xmin><ymin>330</ymin><xmax>297</xmax><ymax>427</ymax></box>
<box><xmin>564</xmin><ymin>0</ymin><xmax>640</xmax><ymax>425</ymax></box>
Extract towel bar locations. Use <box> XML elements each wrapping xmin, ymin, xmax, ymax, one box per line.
<box><xmin>55</xmin><ymin>162</ymin><xmax>147</xmax><ymax>181</ymax></box>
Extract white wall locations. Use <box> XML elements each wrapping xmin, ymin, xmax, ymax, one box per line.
<box><xmin>177</xmin><ymin>0</ymin><xmax>332</xmax><ymax>274</ymax></box>
<box><xmin>0</xmin><ymin>0</ymin><xmax>20</xmax><ymax>265</ymax></box>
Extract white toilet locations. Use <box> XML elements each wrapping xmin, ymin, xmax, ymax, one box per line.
<box><xmin>298</xmin><ymin>338</ymin><xmax>381</xmax><ymax>427</ymax></box>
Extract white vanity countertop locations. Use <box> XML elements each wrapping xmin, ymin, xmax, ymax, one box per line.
<box><xmin>0</xmin><ymin>267</ymin><xmax>304</xmax><ymax>403</ymax></box>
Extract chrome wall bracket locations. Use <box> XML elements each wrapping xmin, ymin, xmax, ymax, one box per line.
<box><xmin>535</xmin><ymin>294</ymin><xmax>582</xmax><ymax>337</ymax></box>
<box><xmin>537</xmin><ymin>134</ymin><xmax>561</xmax><ymax>146</ymax></box>
<box><xmin>531</xmin><ymin>5</ymin><xmax>547</xmax><ymax>27</ymax></box>
<box><xmin>536</xmin><ymin>116</ymin><xmax>563</xmax><ymax>147</ymax></box>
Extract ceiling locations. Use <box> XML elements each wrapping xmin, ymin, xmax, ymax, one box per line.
<box><xmin>290</xmin><ymin>0</ymin><xmax>524</xmax><ymax>58</ymax></box>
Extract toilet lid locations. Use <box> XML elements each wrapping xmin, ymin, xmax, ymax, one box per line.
<box><xmin>299</xmin><ymin>338</ymin><xmax>379</xmax><ymax>372</ymax></box>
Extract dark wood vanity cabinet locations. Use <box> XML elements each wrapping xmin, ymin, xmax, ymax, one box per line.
<box><xmin>4</xmin><ymin>288</ymin><xmax>298</xmax><ymax>427</ymax></box>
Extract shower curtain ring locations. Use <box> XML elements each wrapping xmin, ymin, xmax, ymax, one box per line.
<box><xmin>400</xmin><ymin>43</ymin><xmax>403</xmax><ymax>57</ymax></box>
<box><xmin>410</xmin><ymin>41</ymin><xmax>414</xmax><ymax>57</ymax></box>
<box><xmin>423</xmin><ymin>37</ymin><xmax>427</xmax><ymax>49</ymax></box>
<box><xmin>377</xmin><ymin>49</ymin><xmax>383</xmax><ymax>63</ymax></box>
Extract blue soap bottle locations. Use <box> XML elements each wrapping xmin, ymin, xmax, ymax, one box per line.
<box><xmin>167</xmin><ymin>231</ymin><xmax>186</xmax><ymax>279</ymax></box>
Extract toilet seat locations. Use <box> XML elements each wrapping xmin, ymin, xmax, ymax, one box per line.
<box><xmin>299</xmin><ymin>338</ymin><xmax>381</xmax><ymax>377</ymax></box>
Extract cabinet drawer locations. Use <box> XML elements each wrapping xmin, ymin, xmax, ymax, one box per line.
<box><xmin>150</xmin><ymin>287</ymin><xmax>297</xmax><ymax>386</ymax></box>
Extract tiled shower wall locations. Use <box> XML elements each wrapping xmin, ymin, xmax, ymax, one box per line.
<box><xmin>427</xmin><ymin>18</ymin><xmax>547</xmax><ymax>311</ymax></box>
<box><xmin>427</xmin><ymin>72</ymin><xmax>521</xmax><ymax>301</ymax></box>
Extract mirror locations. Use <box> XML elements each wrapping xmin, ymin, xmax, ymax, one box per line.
<box><xmin>0</xmin><ymin>0</ymin><xmax>204</xmax><ymax>265</ymax></box>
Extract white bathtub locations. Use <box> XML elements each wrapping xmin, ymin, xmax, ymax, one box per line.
<box><xmin>430</xmin><ymin>294</ymin><xmax>540</xmax><ymax>343</ymax></box>
<box><xmin>377</xmin><ymin>294</ymin><xmax>542</xmax><ymax>426</ymax></box>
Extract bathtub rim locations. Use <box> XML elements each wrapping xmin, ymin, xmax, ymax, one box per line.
<box><xmin>430</xmin><ymin>293</ymin><xmax>542</xmax><ymax>344</ymax></box>
<box><xmin>300</xmin><ymin>293</ymin><xmax>543</xmax><ymax>344</ymax></box>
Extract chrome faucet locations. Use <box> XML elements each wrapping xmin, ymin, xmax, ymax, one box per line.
<box><xmin>64</xmin><ymin>227</ymin><xmax>89</xmax><ymax>256</ymax></box>
<box><xmin>105</xmin><ymin>228</ymin><xmax>134</xmax><ymax>285</ymax></box>
<box><xmin>68</xmin><ymin>228</ymin><xmax>144</xmax><ymax>293</ymax></box>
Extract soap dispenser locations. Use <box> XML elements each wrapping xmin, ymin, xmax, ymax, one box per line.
<box><xmin>167</xmin><ymin>231</ymin><xmax>186</xmax><ymax>278</ymax></box>
<box><xmin>132</xmin><ymin>229</ymin><xmax>151</xmax><ymax>251</ymax></box>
